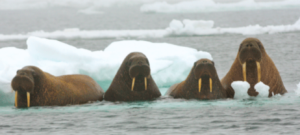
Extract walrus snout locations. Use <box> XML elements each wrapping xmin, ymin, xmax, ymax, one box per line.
<box><xmin>238</xmin><ymin>38</ymin><xmax>262</xmax><ymax>64</ymax></box>
<box><xmin>129</xmin><ymin>65</ymin><xmax>150</xmax><ymax>78</ymax></box>
<box><xmin>12</xmin><ymin>70</ymin><xmax>35</xmax><ymax>108</ymax></box>
<box><xmin>194</xmin><ymin>59</ymin><xmax>215</xmax><ymax>79</ymax></box>
<box><xmin>12</xmin><ymin>70</ymin><xmax>35</xmax><ymax>93</ymax></box>
<box><xmin>127</xmin><ymin>54</ymin><xmax>151</xmax><ymax>91</ymax></box>
<box><xmin>193</xmin><ymin>59</ymin><xmax>216</xmax><ymax>93</ymax></box>
<box><xmin>238</xmin><ymin>38</ymin><xmax>262</xmax><ymax>83</ymax></box>
<box><xmin>239</xmin><ymin>45</ymin><xmax>262</xmax><ymax>64</ymax></box>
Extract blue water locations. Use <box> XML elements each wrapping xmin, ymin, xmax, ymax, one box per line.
<box><xmin>1</xmin><ymin>92</ymin><xmax>300</xmax><ymax>134</ymax></box>
<box><xmin>1</xmin><ymin>3</ymin><xmax>300</xmax><ymax>135</ymax></box>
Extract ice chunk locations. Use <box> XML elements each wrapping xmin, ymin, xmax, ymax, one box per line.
<box><xmin>231</xmin><ymin>81</ymin><xmax>250</xmax><ymax>99</ymax></box>
<box><xmin>295</xmin><ymin>82</ymin><xmax>300</xmax><ymax>96</ymax></box>
<box><xmin>255</xmin><ymin>82</ymin><xmax>270</xmax><ymax>98</ymax></box>
<box><xmin>167</xmin><ymin>19</ymin><xmax>215</xmax><ymax>36</ymax></box>
<box><xmin>0</xmin><ymin>36</ymin><xmax>212</xmax><ymax>93</ymax></box>
<box><xmin>1</xmin><ymin>18</ymin><xmax>300</xmax><ymax>41</ymax></box>
<box><xmin>141</xmin><ymin>0</ymin><xmax>300</xmax><ymax>13</ymax></box>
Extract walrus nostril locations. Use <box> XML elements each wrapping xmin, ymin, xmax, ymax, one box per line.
<box><xmin>20</xmin><ymin>72</ymin><xmax>25</xmax><ymax>75</ymax></box>
<box><xmin>203</xmin><ymin>60</ymin><xmax>207</xmax><ymax>63</ymax></box>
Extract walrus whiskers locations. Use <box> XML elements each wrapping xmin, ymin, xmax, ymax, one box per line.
<box><xmin>27</xmin><ymin>92</ymin><xmax>30</xmax><ymax>107</ymax></box>
<box><xmin>15</xmin><ymin>91</ymin><xmax>18</xmax><ymax>107</ymax></box>
<box><xmin>209</xmin><ymin>78</ymin><xmax>212</xmax><ymax>93</ymax></box>
<box><xmin>131</xmin><ymin>77</ymin><xmax>135</xmax><ymax>91</ymax></box>
<box><xmin>242</xmin><ymin>63</ymin><xmax>247</xmax><ymax>81</ymax></box>
<box><xmin>144</xmin><ymin>77</ymin><xmax>147</xmax><ymax>90</ymax></box>
<box><xmin>256</xmin><ymin>62</ymin><xmax>261</xmax><ymax>82</ymax></box>
<box><xmin>198</xmin><ymin>78</ymin><xmax>202</xmax><ymax>93</ymax></box>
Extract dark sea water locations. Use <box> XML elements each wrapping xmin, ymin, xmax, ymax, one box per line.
<box><xmin>1</xmin><ymin>3</ymin><xmax>300</xmax><ymax>135</ymax></box>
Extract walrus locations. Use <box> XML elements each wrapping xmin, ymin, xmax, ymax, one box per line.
<box><xmin>166</xmin><ymin>59</ymin><xmax>227</xmax><ymax>100</ymax></box>
<box><xmin>104</xmin><ymin>52</ymin><xmax>161</xmax><ymax>101</ymax></box>
<box><xmin>11</xmin><ymin>66</ymin><xmax>104</xmax><ymax>108</ymax></box>
<box><xmin>221</xmin><ymin>38</ymin><xmax>287</xmax><ymax>98</ymax></box>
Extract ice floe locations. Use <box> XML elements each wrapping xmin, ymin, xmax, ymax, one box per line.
<box><xmin>141</xmin><ymin>0</ymin><xmax>300</xmax><ymax>13</ymax></box>
<box><xmin>1</xmin><ymin>18</ymin><xmax>300</xmax><ymax>41</ymax></box>
<box><xmin>0</xmin><ymin>36</ymin><xmax>212</xmax><ymax>94</ymax></box>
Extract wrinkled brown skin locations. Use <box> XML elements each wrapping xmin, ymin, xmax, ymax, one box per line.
<box><xmin>104</xmin><ymin>52</ymin><xmax>161</xmax><ymax>102</ymax></box>
<box><xmin>166</xmin><ymin>59</ymin><xmax>227</xmax><ymax>100</ymax></box>
<box><xmin>221</xmin><ymin>38</ymin><xmax>287</xmax><ymax>98</ymax></box>
<box><xmin>11</xmin><ymin>66</ymin><xmax>104</xmax><ymax>108</ymax></box>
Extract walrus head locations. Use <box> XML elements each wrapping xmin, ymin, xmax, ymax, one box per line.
<box><xmin>238</xmin><ymin>38</ymin><xmax>265</xmax><ymax>83</ymax></box>
<box><xmin>11</xmin><ymin>66</ymin><xmax>40</xmax><ymax>108</ymax></box>
<box><xmin>126</xmin><ymin>52</ymin><xmax>150</xmax><ymax>91</ymax></box>
<box><xmin>193</xmin><ymin>59</ymin><xmax>216</xmax><ymax>93</ymax></box>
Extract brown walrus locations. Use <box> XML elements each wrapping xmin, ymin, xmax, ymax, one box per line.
<box><xmin>104</xmin><ymin>52</ymin><xmax>161</xmax><ymax>101</ymax></box>
<box><xmin>11</xmin><ymin>66</ymin><xmax>104</xmax><ymax>108</ymax></box>
<box><xmin>221</xmin><ymin>38</ymin><xmax>287</xmax><ymax>98</ymax></box>
<box><xmin>166</xmin><ymin>59</ymin><xmax>227</xmax><ymax>100</ymax></box>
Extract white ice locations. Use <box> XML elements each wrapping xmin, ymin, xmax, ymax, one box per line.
<box><xmin>1</xmin><ymin>18</ymin><xmax>300</xmax><ymax>41</ymax></box>
<box><xmin>141</xmin><ymin>0</ymin><xmax>300</xmax><ymax>13</ymax></box>
<box><xmin>295</xmin><ymin>82</ymin><xmax>300</xmax><ymax>96</ymax></box>
<box><xmin>231</xmin><ymin>81</ymin><xmax>250</xmax><ymax>99</ymax></box>
<box><xmin>166</xmin><ymin>18</ymin><xmax>300</xmax><ymax>36</ymax></box>
<box><xmin>255</xmin><ymin>82</ymin><xmax>270</xmax><ymax>98</ymax></box>
<box><xmin>0</xmin><ymin>36</ymin><xmax>212</xmax><ymax>94</ymax></box>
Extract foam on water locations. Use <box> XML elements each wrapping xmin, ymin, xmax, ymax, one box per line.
<box><xmin>0</xmin><ymin>36</ymin><xmax>212</xmax><ymax>105</ymax></box>
<box><xmin>1</xmin><ymin>18</ymin><xmax>300</xmax><ymax>41</ymax></box>
<box><xmin>231</xmin><ymin>81</ymin><xmax>250</xmax><ymax>99</ymax></box>
<box><xmin>141</xmin><ymin>0</ymin><xmax>300</xmax><ymax>13</ymax></box>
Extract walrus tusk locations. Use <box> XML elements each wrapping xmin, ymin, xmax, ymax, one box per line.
<box><xmin>27</xmin><ymin>92</ymin><xmax>30</xmax><ymax>107</ymax></box>
<box><xmin>209</xmin><ymin>78</ymin><xmax>212</xmax><ymax>93</ymax></box>
<box><xmin>144</xmin><ymin>77</ymin><xmax>147</xmax><ymax>90</ymax></box>
<box><xmin>242</xmin><ymin>63</ymin><xmax>246</xmax><ymax>81</ymax></box>
<box><xmin>15</xmin><ymin>91</ymin><xmax>18</xmax><ymax>107</ymax></box>
<box><xmin>256</xmin><ymin>61</ymin><xmax>261</xmax><ymax>82</ymax></box>
<box><xmin>198</xmin><ymin>78</ymin><xmax>202</xmax><ymax>92</ymax></box>
<box><xmin>131</xmin><ymin>77</ymin><xmax>135</xmax><ymax>91</ymax></box>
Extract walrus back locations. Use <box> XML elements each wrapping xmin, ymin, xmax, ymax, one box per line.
<box><xmin>166</xmin><ymin>82</ymin><xmax>185</xmax><ymax>97</ymax></box>
<box><xmin>57</xmin><ymin>74</ymin><xmax>104</xmax><ymax>101</ymax></box>
<box><xmin>34</xmin><ymin>73</ymin><xmax>104</xmax><ymax>106</ymax></box>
